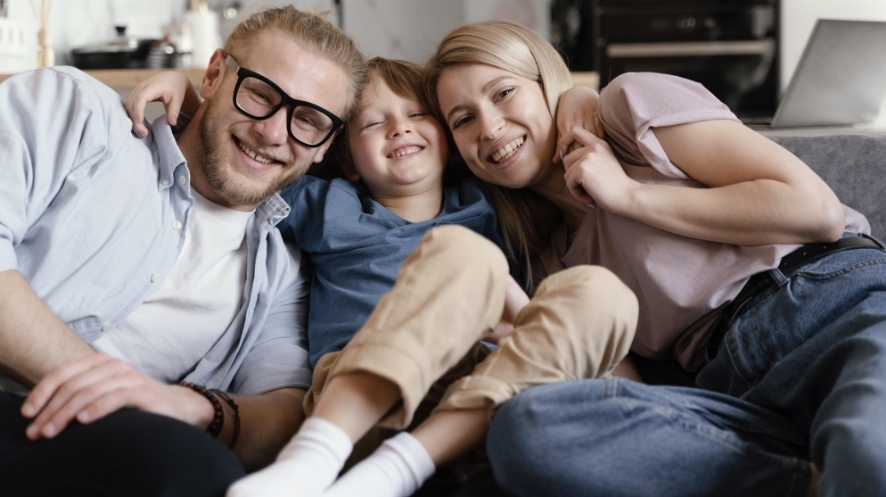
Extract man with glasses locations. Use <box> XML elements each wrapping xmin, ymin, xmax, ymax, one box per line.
<box><xmin>0</xmin><ymin>6</ymin><xmax>365</xmax><ymax>496</ymax></box>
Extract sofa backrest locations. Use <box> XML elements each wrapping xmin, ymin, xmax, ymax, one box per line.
<box><xmin>773</xmin><ymin>135</ymin><xmax>886</xmax><ymax>239</ymax></box>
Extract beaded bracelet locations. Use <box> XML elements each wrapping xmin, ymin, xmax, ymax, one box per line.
<box><xmin>180</xmin><ymin>381</ymin><xmax>224</xmax><ymax>439</ymax></box>
<box><xmin>212</xmin><ymin>389</ymin><xmax>241</xmax><ymax>450</ymax></box>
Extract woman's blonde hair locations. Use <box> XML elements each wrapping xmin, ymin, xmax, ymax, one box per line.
<box><xmin>224</xmin><ymin>6</ymin><xmax>367</xmax><ymax>121</ymax></box>
<box><xmin>424</xmin><ymin>21</ymin><xmax>573</xmax><ymax>291</ymax></box>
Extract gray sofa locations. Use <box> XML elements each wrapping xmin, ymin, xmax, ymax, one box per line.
<box><xmin>418</xmin><ymin>133</ymin><xmax>886</xmax><ymax>497</ymax></box>
<box><xmin>773</xmin><ymin>134</ymin><xmax>885</xmax><ymax>238</ymax></box>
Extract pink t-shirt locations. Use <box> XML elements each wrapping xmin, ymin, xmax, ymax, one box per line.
<box><xmin>536</xmin><ymin>73</ymin><xmax>870</xmax><ymax>370</ymax></box>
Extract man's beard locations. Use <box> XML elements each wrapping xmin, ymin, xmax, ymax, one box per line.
<box><xmin>197</xmin><ymin>99</ymin><xmax>308</xmax><ymax>207</ymax></box>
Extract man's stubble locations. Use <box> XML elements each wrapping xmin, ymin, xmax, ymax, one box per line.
<box><xmin>197</xmin><ymin>97</ymin><xmax>313</xmax><ymax>207</ymax></box>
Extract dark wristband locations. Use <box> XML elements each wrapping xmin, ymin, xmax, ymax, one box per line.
<box><xmin>212</xmin><ymin>389</ymin><xmax>241</xmax><ymax>450</ymax></box>
<box><xmin>180</xmin><ymin>381</ymin><xmax>223</xmax><ymax>439</ymax></box>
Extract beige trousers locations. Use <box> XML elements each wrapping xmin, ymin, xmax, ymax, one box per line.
<box><xmin>304</xmin><ymin>225</ymin><xmax>638</xmax><ymax>430</ymax></box>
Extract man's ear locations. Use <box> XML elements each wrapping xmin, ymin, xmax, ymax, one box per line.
<box><xmin>199</xmin><ymin>49</ymin><xmax>229</xmax><ymax>100</ymax></box>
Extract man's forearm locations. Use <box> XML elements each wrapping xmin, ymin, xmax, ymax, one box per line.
<box><xmin>218</xmin><ymin>387</ymin><xmax>307</xmax><ymax>471</ymax></box>
<box><xmin>0</xmin><ymin>270</ymin><xmax>95</xmax><ymax>387</ymax></box>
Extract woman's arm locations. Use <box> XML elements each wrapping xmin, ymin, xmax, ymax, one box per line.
<box><xmin>560</xmin><ymin>121</ymin><xmax>846</xmax><ymax>246</ymax></box>
<box><xmin>125</xmin><ymin>71</ymin><xmax>201</xmax><ymax>138</ymax></box>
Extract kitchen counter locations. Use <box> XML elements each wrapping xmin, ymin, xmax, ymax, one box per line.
<box><xmin>0</xmin><ymin>68</ymin><xmax>205</xmax><ymax>88</ymax></box>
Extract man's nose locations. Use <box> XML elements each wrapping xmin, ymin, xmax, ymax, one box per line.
<box><xmin>253</xmin><ymin>107</ymin><xmax>290</xmax><ymax>146</ymax></box>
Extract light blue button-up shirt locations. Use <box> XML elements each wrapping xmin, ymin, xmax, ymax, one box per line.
<box><xmin>0</xmin><ymin>67</ymin><xmax>311</xmax><ymax>395</ymax></box>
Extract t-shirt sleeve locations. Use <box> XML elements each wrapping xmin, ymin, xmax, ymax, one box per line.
<box><xmin>597</xmin><ymin>72</ymin><xmax>740</xmax><ymax>180</ymax></box>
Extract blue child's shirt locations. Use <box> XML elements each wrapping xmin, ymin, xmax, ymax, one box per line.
<box><xmin>279</xmin><ymin>175</ymin><xmax>509</xmax><ymax>367</ymax></box>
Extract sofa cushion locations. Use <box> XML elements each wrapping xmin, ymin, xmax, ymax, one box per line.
<box><xmin>772</xmin><ymin>134</ymin><xmax>886</xmax><ymax>238</ymax></box>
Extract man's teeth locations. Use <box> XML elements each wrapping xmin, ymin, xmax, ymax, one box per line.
<box><xmin>492</xmin><ymin>138</ymin><xmax>524</xmax><ymax>163</ymax></box>
<box><xmin>390</xmin><ymin>146</ymin><xmax>422</xmax><ymax>158</ymax></box>
<box><xmin>237</xmin><ymin>140</ymin><xmax>273</xmax><ymax>164</ymax></box>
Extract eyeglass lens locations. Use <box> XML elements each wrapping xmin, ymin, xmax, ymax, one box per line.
<box><xmin>236</xmin><ymin>76</ymin><xmax>335</xmax><ymax>146</ymax></box>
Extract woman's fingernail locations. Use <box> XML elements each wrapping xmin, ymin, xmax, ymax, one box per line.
<box><xmin>78</xmin><ymin>411</ymin><xmax>90</xmax><ymax>423</ymax></box>
<box><xmin>43</xmin><ymin>423</ymin><xmax>55</xmax><ymax>437</ymax></box>
<box><xmin>21</xmin><ymin>403</ymin><xmax>34</xmax><ymax>417</ymax></box>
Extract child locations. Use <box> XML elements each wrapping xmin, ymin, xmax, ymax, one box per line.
<box><xmin>126</xmin><ymin>58</ymin><xmax>638</xmax><ymax>497</ymax></box>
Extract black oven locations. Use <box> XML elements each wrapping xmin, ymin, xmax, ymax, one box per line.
<box><xmin>552</xmin><ymin>0</ymin><xmax>780</xmax><ymax>122</ymax></box>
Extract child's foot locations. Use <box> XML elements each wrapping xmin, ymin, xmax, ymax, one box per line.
<box><xmin>322</xmin><ymin>432</ymin><xmax>435</xmax><ymax>497</ymax></box>
<box><xmin>227</xmin><ymin>417</ymin><xmax>353</xmax><ymax>497</ymax></box>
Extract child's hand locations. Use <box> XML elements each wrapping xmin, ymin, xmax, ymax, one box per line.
<box><xmin>487</xmin><ymin>275</ymin><xmax>531</xmax><ymax>344</ymax></box>
<box><xmin>553</xmin><ymin>85</ymin><xmax>604</xmax><ymax>164</ymax></box>
<box><xmin>124</xmin><ymin>71</ymin><xmax>193</xmax><ymax>138</ymax></box>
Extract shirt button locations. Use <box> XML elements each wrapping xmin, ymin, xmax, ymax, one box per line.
<box><xmin>151</xmin><ymin>272</ymin><xmax>159</xmax><ymax>282</ymax></box>
<box><xmin>172</xmin><ymin>221</ymin><xmax>182</xmax><ymax>230</ymax></box>
<box><xmin>178</xmin><ymin>175</ymin><xmax>187</xmax><ymax>185</ymax></box>
<box><xmin>101</xmin><ymin>322</ymin><xmax>112</xmax><ymax>332</ymax></box>
<box><xmin>160</xmin><ymin>178</ymin><xmax>171</xmax><ymax>186</ymax></box>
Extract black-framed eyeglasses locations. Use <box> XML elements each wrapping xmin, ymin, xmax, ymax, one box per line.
<box><xmin>225</xmin><ymin>54</ymin><xmax>343</xmax><ymax>148</ymax></box>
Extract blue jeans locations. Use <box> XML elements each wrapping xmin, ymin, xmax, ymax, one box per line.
<box><xmin>487</xmin><ymin>242</ymin><xmax>886</xmax><ymax>497</ymax></box>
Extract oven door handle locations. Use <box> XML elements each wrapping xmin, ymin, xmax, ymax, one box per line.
<box><xmin>606</xmin><ymin>40</ymin><xmax>772</xmax><ymax>58</ymax></box>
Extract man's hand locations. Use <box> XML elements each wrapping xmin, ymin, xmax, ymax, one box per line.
<box><xmin>21</xmin><ymin>354</ymin><xmax>213</xmax><ymax>440</ymax></box>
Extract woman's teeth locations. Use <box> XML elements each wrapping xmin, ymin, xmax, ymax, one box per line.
<box><xmin>492</xmin><ymin>138</ymin><xmax>524</xmax><ymax>163</ymax></box>
<box><xmin>237</xmin><ymin>139</ymin><xmax>273</xmax><ymax>164</ymax></box>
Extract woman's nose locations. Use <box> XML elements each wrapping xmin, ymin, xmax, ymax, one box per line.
<box><xmin>478</xmin><ymin>110</ymin><xmax>504</xmax><ymax>140</ymax></box>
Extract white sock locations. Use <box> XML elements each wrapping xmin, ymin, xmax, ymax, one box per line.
<box><xmin>226</xmin><ymin>417</ymin><xmax>353</xmax><ymax>497</ymax></box>
<box><xmin>322</xmin><ymin>432</ymin><xmax>436</xmax><ymax>497</ymax></box>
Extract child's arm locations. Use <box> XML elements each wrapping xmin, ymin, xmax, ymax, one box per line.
<box><xmin>124</xmin><ymin>71</ymin><xmax>200</xmax><ymax>138</ymax></box>
<box><xmin>553</xmin><ymin>85</ymin><xmax>604</xmax><ymax>163</ymax></box>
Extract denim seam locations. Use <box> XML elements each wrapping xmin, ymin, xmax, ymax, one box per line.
<box><xmin>794</xmin><ymin>257</ymin><xmax>886</xmax><ymax>281</ymax></box>
<box><xmin>723</xmin><ymin>336</ymin><xmax>754</xmax><ymax>392</ymax></box>
<box><xmin>673</xmin><ymin>418</ymin><xmax>810</xmax><ymax>472</ymax></box>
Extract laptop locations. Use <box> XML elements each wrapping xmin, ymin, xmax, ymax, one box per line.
<box><xmin>769</xmin><ymin>19</ymin><xmax>886</xmax><ymax>129</ymax></box>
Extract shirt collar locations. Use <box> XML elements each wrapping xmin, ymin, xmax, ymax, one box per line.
<box><xmin>151</xmin><ymin>116</ymin><xmax>187</xmax><ymax>188</ymax></box>
<box><xmin>150</xmin><ymin>116</ymin><xmax>291</xmax><ymax>228</ymax></box>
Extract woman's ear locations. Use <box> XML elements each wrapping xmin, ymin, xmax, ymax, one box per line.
<box><xmin>198</xmin><ymin>49</ymin><xmax>228</xmax><ymax>100</ymax></box>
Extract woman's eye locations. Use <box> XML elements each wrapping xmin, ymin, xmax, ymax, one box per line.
<box><xmin>496</xmin><ymin>88</ymin><xmax>514</xmax><ymax>101</ymax></box>
<box><xmin>452</xmin><ymin>116</ymin><xmax>472</xmax><ymax>129</ymax></box>
<box><xmin>410</xmin><ymin>112</ymin><xmax>427</xmax><ymax>118</ymax></box>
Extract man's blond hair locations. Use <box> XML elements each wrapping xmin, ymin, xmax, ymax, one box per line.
<box><xmin>224</xmin><ymin>6</ymin><xmax>367</xmax><ymax>120</ymax></box>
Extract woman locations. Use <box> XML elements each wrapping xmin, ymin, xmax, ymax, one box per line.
<box><xmin>419</xmin><ymin>20</ymin><xmax>886</xmax><ymax>497</ymax></box>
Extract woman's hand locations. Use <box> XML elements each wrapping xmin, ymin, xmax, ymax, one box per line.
<box><xmin>124</xmin><ymin>71</ymin><xmax>195</xmax><ymax>138</ymax></box>
<box><xmin>554</xmin><ymin>86</ymin><xmax>604</xmax><ymax>164</ymax></box>
<box><xmin>486</xmin><ymin>275</ymin><xmax>531</xmax><ymax>344</ymax></box>
<box><xmin>561</xmin><ymin>126</ymin><xmax>635</xmax><ymax>210</ymax></box>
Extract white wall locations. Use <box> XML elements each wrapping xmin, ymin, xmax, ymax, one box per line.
<box><xmin>344</xmin><ymin>0</ymin><xmax>549</xmax><ymax>63</ymax></box>
<box><xmin>781</xmin><ymin>0</ymin><xmax>886</xmax><ymax>92</ymax></box>
<box><xmin>343</xmin><ymin>0</ymin><xmax>461</xmax><ymax>62</ymax></box>
<box><xmin>0</xmin><ymin>0</ymin><xmax>553</xmax><ymax>73</ymax></box>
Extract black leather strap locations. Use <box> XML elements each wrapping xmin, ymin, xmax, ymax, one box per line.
<box><xmin>776</xmin><ymin>235</ymin><xmax>884</xmax><ymax>276</ymax></box>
